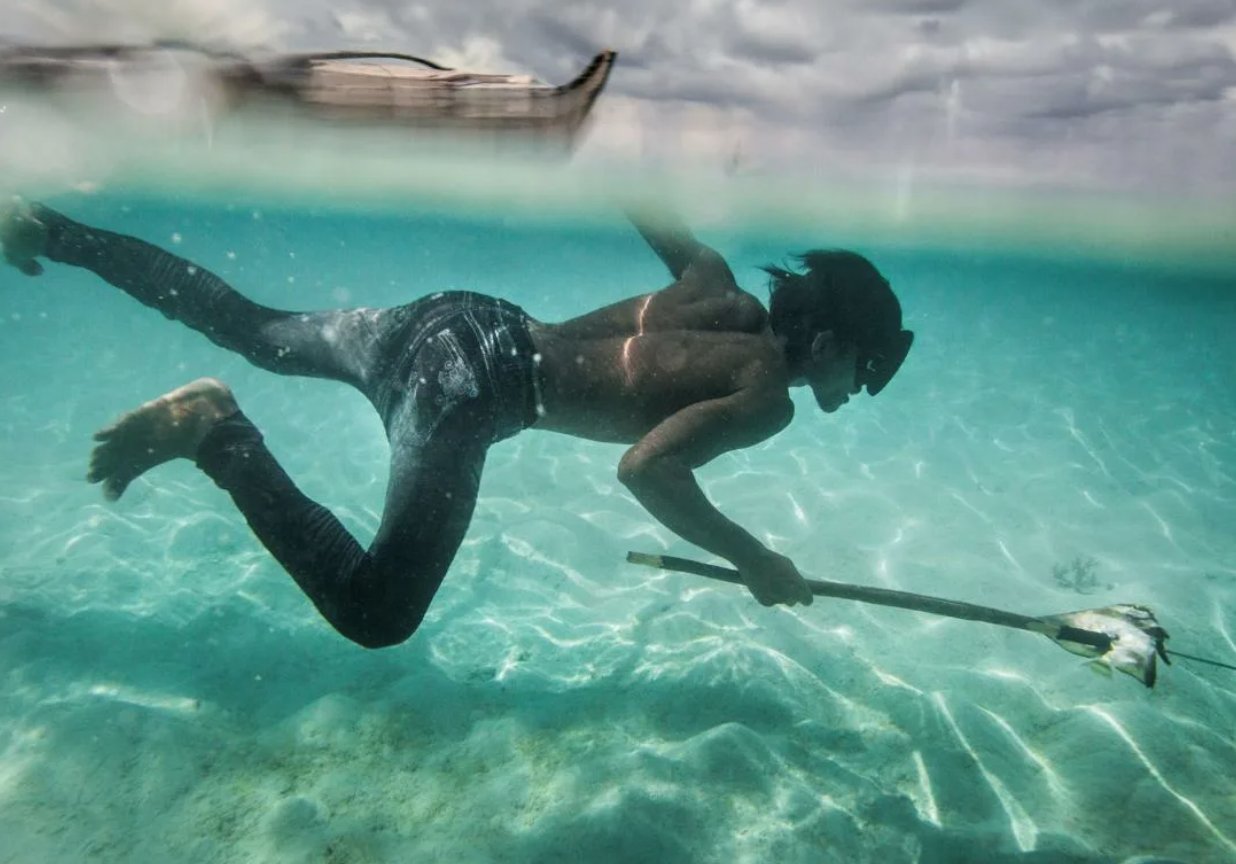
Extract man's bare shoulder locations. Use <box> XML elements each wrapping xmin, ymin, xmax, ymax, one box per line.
<box><xmin>641</xmin><ymin>270</ymin><xmax>767</xmax><ymax>335</ymax></box>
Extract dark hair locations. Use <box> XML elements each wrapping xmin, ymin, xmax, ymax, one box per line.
<box><xmin>763</xmin><ymin>250</ymin><xmax>913</xmax><ymax>395</ymax></box>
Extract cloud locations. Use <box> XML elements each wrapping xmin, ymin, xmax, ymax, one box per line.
<box><xmin>3</xmin><ymin>0</ymin><xmax>288</xmax><ymax>47</ymax></box>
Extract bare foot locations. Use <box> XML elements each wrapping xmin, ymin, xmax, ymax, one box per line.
<box><xmin>88</xmin><ymin>377</ymin><xmax>239</xmax><ymax>501</ymax></box>
<box><xmin>0</xmin><ymin>197</ymin><xmax>48</xmax><ymax>276</ymax></box>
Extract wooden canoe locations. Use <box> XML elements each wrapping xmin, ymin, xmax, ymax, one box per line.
<box><xmin>0</xmin><ymin>42</ymin><xmax>617</xmax><ymax>150</ymax></box>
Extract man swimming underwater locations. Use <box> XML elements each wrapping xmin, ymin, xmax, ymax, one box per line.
<box><xmin>0</xmin><ymin>200</ymin><xmax>912</xmax><ymax>648</ymax></box>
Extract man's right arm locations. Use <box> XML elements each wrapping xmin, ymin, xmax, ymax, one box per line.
<box><xmin>616</xmin><ymin>386</ymin><xmax>812</xmax><ymax>607</ymax></box>
<box><xmin>626</xmin><ymin>209</ymin><xmax>736</xmax><ymax>288</ymax></box>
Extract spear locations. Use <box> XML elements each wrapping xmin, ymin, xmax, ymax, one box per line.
<box><xmin>626</xmin><ymin>551</ymin><xmax>1183</xmax><ymax>687</ymax></box>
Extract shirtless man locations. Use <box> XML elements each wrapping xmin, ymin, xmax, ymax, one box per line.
<box><xmin>0</xmin><ymin>200</ymin><xmax>912</xmax><ymax>648</ymax></box>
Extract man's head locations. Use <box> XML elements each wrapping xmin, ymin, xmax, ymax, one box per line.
<box><xmin>764</xmin><ymin>250</ymin><xmax>913</xmax><ymax>412</ymax></box>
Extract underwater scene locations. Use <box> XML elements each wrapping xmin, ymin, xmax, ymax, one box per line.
<box><xmin>2</xmin><ymin>4</ymin><xmax>1236</xmax><ymax>863</ymax></box>
<box><xmin>0</xmin><ymin>182</ymin><xmax>1232</xmax><ymax>864</ymax></box>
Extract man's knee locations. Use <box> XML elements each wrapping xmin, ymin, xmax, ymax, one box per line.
<box><xmin>343</xmin><ymin>604</ymin><xmax>428</xmax><ymax>650</ymax></box>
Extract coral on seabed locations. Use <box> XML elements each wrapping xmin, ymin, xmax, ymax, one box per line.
<box><xmin>1051</xmin><ymin>555</ymin><xmax>1112</xmax><ymax>594</ymax></box>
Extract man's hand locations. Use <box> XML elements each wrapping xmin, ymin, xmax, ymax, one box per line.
<box><xmin>736</xmin><ymin>549</ymin><xmax>814</xmax><ymax>608</ymax></box>
<box><xmin>0</xmin><ymin>197</ymin><xmax>48</xmax><ymax>276</ymax></box>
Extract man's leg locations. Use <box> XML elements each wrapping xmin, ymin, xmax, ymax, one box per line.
<box><xmin>18</xmin><ymin>202</ymin><xmax>384</xmax><ymax>391</ymax></box>
<box><xmin>91</xmin><ymin>377</ymin><xmax>489</xmax><ymax>648</ymax></box>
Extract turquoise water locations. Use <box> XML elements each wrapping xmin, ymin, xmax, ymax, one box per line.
<box><xmin>1</xmin><ymin>189</ymin><xmax>1235</xmax><ymax>863</ymax></box>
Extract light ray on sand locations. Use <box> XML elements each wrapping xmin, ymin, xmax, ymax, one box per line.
<box><xmin>1213</xmin><ymin>604</ymin><xmax>1236</xmax><ymax>657</ymax></box>
<box><xmin>1080</xmin><ymin>488</ymin><xmax>1104</xmax><ymax>508</ymax></box>
<box><xmin>786</xmin><ymin>491</ymin><xmax>808</xmax><ymax>525</ymax></box>
<box><xmin>934</xmin><ymin>692</ymin><xmax>1038</xmax><ymax>852</ymax></box>
<box><xmin>500</xmin><ymin>532</ymin><xmax>593</xmax><ymax>592</ymax></box>
<box><xmin>0</xmin><ymin>728</ymin><xmax>42</xmax><ymax>802</ymax></box>
<box><xmin>1085</xmin><ymin>705</ymin><xmax>1236</xmax><ymax>855</ymax></box>
<box><xmin>976</xmin><ymin>668</ymin><xmax>1064</xmax><ymax>714</ymax></box>
<box><xmin>870</xmin><ymin>666</ymin><xmax>924</xmax><ymax>695</ymax></box>
<box><xmin>1054</xmin><ymin>407</ymin><xmax>1111</xmax><ymax>477</ymax></box>
<box><xmin>85</xmin><ymin>683</ymin><xmax>202</xmax><ymax>713</ymax></box>
<box><xmin>911</xmin><ymin>750</ymin><xmax>941</xmax><ymax>826</ymax></box>
<box><xmin>1138</xmin><ymin>500</ymin><xmax>1175</xmax><ymax>545</ymax></box>
<box><xmin>949</xmin><ymin>489</ymin><xmax>993</xmax><ymax>523</ymax></box>
<box><xmin>978</xmin><ymin>706</ymin><xmax>1067</xmax><ymax>798</ymax></box>
<box><xmin>995</xmin><ymin>537</ymin><xmax>1023</xmax><ymax>572</ymax></box>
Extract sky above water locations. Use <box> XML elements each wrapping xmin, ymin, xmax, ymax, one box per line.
<box><xmin>5</xmin><ymin>0</ymin><xmax>1236</xmax><ymax>195</ymax></box>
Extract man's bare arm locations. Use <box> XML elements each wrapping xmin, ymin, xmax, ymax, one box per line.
<box><xmin>616</xmin><ymin>388</ymin><xmax>812</xmax><ymax>607</ymax></box>
<box><xmin>626</xmin><ymin>209</ymin><xmax>736</xmax><ymax>286</ymax></box>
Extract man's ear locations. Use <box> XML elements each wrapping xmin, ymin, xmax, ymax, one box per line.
<box><xmin>809</xmin><ymin>330</ymin><xmax>837</xmax><ymax>359</ymax></box>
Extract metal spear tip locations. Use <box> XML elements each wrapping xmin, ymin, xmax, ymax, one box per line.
<box><xmin>1043</xmin><ymin>604</ymin><xmax>1170</xmax><ymax>688</ymax></box>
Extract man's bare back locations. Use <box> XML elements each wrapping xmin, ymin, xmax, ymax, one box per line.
<box><xmin>532</xmin><ymin>264</ymin><xmax>783</xmax><ymax>443</ymax></box>
<box><xmin>525</xmin><ymin>221</ymin><xmax>810</xmax><ymax>606</ymax></box>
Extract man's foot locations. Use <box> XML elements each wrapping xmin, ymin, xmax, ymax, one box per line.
<box><xmin>0</xmin><ymin>197</ymin><xmax>48</xmax><ymax>276</ymax></box>
<box><xmin>88</xmin><ymin>378</ymin><xmax>239</xmax><ymax>501</ymax></box>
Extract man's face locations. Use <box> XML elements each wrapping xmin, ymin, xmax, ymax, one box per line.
<box><xmin>805</xmin><ymin>334</ymin><xmax>860</xmax><ymax>413</ymax></box>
